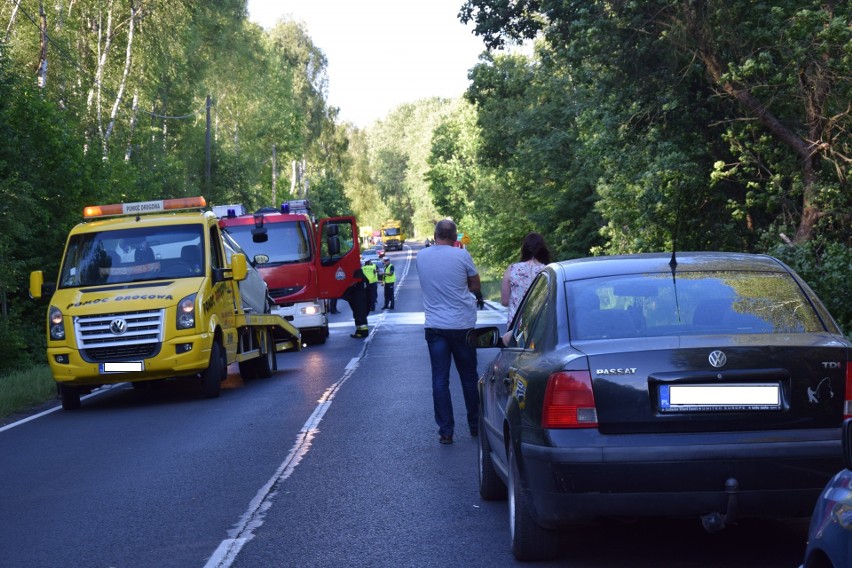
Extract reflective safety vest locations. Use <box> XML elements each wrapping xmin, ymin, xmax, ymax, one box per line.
<box><xmin>362</xmin><ymin>263</ymin><xmax>378</xmax><ymax>284</ymax></box>
<box><xmin>382</xmin><ymin>262</ymin><xmax>395</xmax><ymax>283</ymax></box>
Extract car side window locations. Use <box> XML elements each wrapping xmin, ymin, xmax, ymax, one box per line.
<box><xmin>209</xmin><ymin>226</ymin><xmax>223</xmax><ymax>270</ymax></box>
<box><xmin>511</xmin><ymin>274</ymin><xmax>550</xmax><ymax>350</ymax></box>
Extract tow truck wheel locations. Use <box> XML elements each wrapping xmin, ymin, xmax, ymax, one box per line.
<box><xmin>58</xmin><ymin>384</ymin><xmax>81</xmax><ymax>410</ymax></box>
<box><xmin>254</xmin><ymin>332</ymin><xmax>275</xmax><ymax>379</ymax></box>
<box><xmin>201</xmin><ymin>341</ymin><xmax>224</xmax><ymax>398</ymax></box>
<box><xmin>238</xmin><ymin>357</ymin><xmax>258</xmax><ymax>380</ymax></box>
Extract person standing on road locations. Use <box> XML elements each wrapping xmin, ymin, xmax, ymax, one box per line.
<box><xmin>362</xmin><ymin>260</ymin><xmax>378</xmax><ymax>312</ymax></box>
<box><xmin>416</xmin><ymin>219</ymin><xmax>484</xmax><ymax>445</ymax></box>
<box><xmin>501</xmin><ymin>232</ymin><xmax>550</xmax><ymax>325</ymax></box>
<box><xmin>342</xmin><ymin>268</ymin><xmax>370</xmax><ymax>339</ymax></box>
<box><xmin>381</xmin><ymin>257</ymin><xmax>395</xmax><ymax>310</ymax></box>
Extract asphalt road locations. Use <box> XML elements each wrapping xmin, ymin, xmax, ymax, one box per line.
<box><xmin>0</xmin><ymin>245</ymin><xmax>811</xmax><ymax>568</ymax></box>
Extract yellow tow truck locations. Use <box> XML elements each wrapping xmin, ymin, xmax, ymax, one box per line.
<box><xmin>29</xmin><ymin>196</ymin><xmax>303</xmax><ymax>409</ymax></box>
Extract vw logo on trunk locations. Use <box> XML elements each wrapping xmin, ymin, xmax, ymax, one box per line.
<box><xmin>708</xmin><ymin>350</ymin><xmax>727</xmax><ymax>368</ymax></box>
<box><xmin>110</xmin><ymin>318</ymin><xmax>128</xmax><ymax>335</ymax></box>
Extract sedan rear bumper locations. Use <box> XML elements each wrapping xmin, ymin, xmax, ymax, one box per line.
<box><xmin>519</xmin><ymin>429</ymin><xmax>841</xmax><ymax>526</ymax></box>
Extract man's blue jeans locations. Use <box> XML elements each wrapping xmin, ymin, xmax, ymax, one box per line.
<box><xmin>425</xmin><ymin>328</ymin><xmax>479</xmax><ymax>438</ymax></box>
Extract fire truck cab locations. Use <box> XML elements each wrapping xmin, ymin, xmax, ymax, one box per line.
<box><xmin>217</xmin><ymin>200</ymin><xmax>361</xmax><ymax>345</ymax></box>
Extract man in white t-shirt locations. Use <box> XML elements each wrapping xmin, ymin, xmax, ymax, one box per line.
<box><xmin>416</xmin><ymin>219</ymin><xmax>484</xmax><ymax>444</ymax></box>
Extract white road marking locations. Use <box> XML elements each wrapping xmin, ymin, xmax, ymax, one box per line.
<box><xmin>204</xmin><ymin>323</ymin><xmax>374</xmax><ymax>568</ymax></box>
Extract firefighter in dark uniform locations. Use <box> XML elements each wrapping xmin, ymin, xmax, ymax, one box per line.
<box><xmin>342</xmin><ymin>266</ymin><xmax>370</xmax><ymax>338</ymax></box>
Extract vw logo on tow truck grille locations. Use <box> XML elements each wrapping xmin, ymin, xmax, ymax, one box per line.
<box><xmin>708</xmin><ymin>350</ymin><xmax>727</xmax><ymax>368</ymax></box>
<box><xmin>109</xmin><ymin>318</ymin><xmax>128</xmax><ymax>335</ymax></box>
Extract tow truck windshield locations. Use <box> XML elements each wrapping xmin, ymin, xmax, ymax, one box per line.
<box><xmin>59</xmin><ymin>225</ymin><xmax>204</xmax><ymax>287</ymax></box>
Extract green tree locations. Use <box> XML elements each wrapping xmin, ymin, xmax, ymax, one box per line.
<box><xmin>460</xmin><ymin>0</ymin><xmax>852</xmax><ymax>248</ymax></box>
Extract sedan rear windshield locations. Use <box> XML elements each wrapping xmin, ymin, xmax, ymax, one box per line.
<box><xmin>566</xmin><ymin>271</ymin><xmax>824</xmax><ymax>340</ymax></box>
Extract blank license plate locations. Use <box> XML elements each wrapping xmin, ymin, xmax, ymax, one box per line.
<box><xmin>660</xmin><ymin>383</ymin><xmax>780</xmax><ymax>412</ymax></box>
<box><xmin>99</xmin><ymin>361</ymin><xmax>144</xmax><ymax>373</ymax></box>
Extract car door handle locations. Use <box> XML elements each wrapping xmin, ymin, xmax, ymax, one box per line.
<box><xmin>502</xmin><ymin>376</ymin><xmax>512</xmax><ymax>386</ymax></box>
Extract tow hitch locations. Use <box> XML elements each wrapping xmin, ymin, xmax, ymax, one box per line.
<box><xmin>700</xmin><ymin>478</ymin><xmax>739</xmax><ymax>533</ymax></box>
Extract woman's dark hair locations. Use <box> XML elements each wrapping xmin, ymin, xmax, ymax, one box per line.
<box><xmin>519</xmin><ymin>232</ymin><xmax>550</xmax><ymax>264</ymax></box>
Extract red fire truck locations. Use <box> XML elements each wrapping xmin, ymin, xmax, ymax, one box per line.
<box><xmin>216</xmin><ymin>200</ymin><xmax>361</xmax><ymax>344</ymax></box>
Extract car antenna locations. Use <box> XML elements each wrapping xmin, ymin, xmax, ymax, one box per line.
<box><xmin>670</xmin><ymin>183</ymin><xmax>682</xmax><ymax>321</ymax></box>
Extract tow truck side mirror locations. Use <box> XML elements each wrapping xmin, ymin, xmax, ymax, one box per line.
<box><xmin>29</xmin><ymin>271</ymin><xmax>43</xmax><ymax>299</ymax></box>
<box><xmin>230</xmin><ymin>253</ymin><xmax>248</xmax><ymax>282</ymax></box>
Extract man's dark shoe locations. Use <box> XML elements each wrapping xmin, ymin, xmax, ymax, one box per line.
<box><xmin>439</xmin><ymin>435</ymin><xmax>453</xmax><ymax>444</ymax></box>
<box><xmin>350</xmin><ymin>330</ymin><xmax>368</xmax><ymax>338</ymax></box>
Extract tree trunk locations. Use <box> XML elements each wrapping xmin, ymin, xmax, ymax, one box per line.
<box><xmin>86</xmin><ymin>0</ymin><xmax>115</xmax><ymax>138</ymax></box>
<box><xmin>4</xmin><ymin>0</ymin><xmax>21</xmax><ymax>43</ymax></box>
<box><xmin>37</xmin><ymin>2</ymin><xmax>48</xmax><ymax>88</ymax></box>
<box><xmin>104</xmin><ymin>4</ymin><xmax>137</xmax><ymax>156</ymax></box>
<box><xmin>125</xmin><ymin>92</ymin><xmax>139</xmax><ymax>161</ymax></box>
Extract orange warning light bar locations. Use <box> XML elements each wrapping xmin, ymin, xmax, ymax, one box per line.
<box><xmin>83</xmin><ymin>196</ymin><xmax>207</xmax><ymax>218</ymax></box>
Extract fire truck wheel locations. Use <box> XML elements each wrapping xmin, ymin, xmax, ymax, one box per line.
<box><xmin>305</xmin><ymin>327</ymin><xmax>328</xmax><ymax>345</ymax></box>
<box><xmin>201</xmin><ymin>341</ymin><xmax>224</xmax><ymax>398</ymax></box>
<box><xmin>58</xmin><ymin>384</ymin><xmax>81</xmax><ymax>410</ymax></box>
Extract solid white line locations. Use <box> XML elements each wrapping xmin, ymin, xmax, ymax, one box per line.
<box><xmin>0</xmin><ymin>384</ymin><xmax>124</xmax><ymax>434</ymax></box>
<box><xmin>203</xmin><ymin>327</ymin><xmax>372</xmax><ymax>568</ymax></box>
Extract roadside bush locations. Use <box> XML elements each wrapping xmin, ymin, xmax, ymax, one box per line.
<box><xmin>0</xmin><ymin>365</ymin><xmax>56</xmax><ymax>420</ymax></box>
<box><xmin>0</xmin><ymin>320</ymin><xmax>33</xmax><ymax>372</ymax></box>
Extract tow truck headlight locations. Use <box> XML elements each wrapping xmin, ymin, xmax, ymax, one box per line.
<box><xmin>48</xmin><ymin>306</ymin><xmax>65</xmax><ymax>341</ymax></box>
<box><xmin>177</xmin><ymin>294</ymin><xmax>197</xmax><ymax>330</ymax></box>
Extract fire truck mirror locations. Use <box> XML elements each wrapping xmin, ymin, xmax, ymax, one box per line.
<box><xmin>327</xmin><ymin>235</ymin><xmax>341</xmax><ymax>257</ymax></box>
<box><xmin>251</xmin><ymin>226</ymin><xmax>268</xmax><ymax>243</ymax></box>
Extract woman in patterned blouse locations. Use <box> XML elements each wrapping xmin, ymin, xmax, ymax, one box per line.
<box><xmin>500</xmin><ymin>232</ymin><xmax>551</xmax><ymax>325</ymax></box>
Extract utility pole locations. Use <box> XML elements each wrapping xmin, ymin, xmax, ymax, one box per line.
<box><xmin>205</xmin><ymin>95</ymin><xmax>211</xmax><ymax>189</ymax></box>
<box><xmin>272</xmin><ymin>144</ymin><xmax>277</xmax><ymax>205</ymax></box>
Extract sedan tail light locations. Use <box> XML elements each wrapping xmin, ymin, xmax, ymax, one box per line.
<box><xmin>542</xmin><ymin>371</ymin><xmax>598</xmax><ymax>429</ymax></box>
<box><xmin>844</xmin><ymin>362</ymin><xmax>852</xmax><ymax>420</ymax></box>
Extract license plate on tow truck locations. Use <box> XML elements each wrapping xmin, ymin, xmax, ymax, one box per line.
<box><xmin>660</xmin><ymin>383</ymin><xmax>781</xmax><ymax>412</ymax></box>
<box><xmin>99</xmin><ymin>361</ymin><xmax>144</xmax><ymax>374</ymax></box>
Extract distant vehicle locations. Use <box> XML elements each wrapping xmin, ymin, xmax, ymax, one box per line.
<box><xmin>800</xmin><ymin>419</ymin><xmax>852</xmax><ymax>568</ymax></box>
<box><xmin>371</xmin><ymin>244</ymin><xmax>385</xmax><ymax>258</ymax></box>
<box><xmin>381</xmin><ymin>220</ymin><xmax>405</xmax><ymax>251</ymax></box>
<box><xmin>468</xmin><ymin>252</ymin><xmax>850</xmax><ymax>561</ymax></box>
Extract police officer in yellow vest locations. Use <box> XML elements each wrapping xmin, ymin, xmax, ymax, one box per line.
<box><xmin>362</xmin><ymin>260</ymin><xmax>379</xmax><ymax>312</ymax></box>
<box><xmin>382</xmin><ymin>257</ymin><xmax>395</xmax><ymax>310</ymax></box>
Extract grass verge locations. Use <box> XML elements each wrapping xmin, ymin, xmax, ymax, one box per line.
<box><xmin>0</xmin><ymin>365</ymin><xmax>56</xmax><ymax>420</ymax></box>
